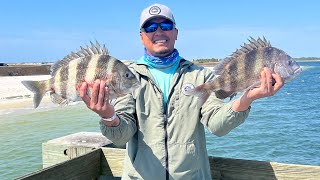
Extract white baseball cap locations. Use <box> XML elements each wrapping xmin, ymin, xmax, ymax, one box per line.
<box><xmin>140</xmin><ymin>4</ymin><xmax>176</xmax><ymax>29</ymax></box>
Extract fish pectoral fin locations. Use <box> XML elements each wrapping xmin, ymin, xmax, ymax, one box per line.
<box><xmin>50</xmin><ymin>92</ymin><xmax>69</xmax><ymax>105</ymax></box>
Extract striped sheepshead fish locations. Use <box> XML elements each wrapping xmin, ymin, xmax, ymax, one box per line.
<box><xmin>185</xmin><ymin>37</ymin><xmax>302</xmax><ymax>107</ymax></box>
<box><xmin>22</xmin><ymin>41</ymin><xmax>140</xmax><ymax>108</ymax></box>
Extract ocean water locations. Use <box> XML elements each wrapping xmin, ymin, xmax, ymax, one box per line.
<box><xmin>0</xmin><ymin>61</ymin><xmax>319</xmax><ymax>179</ymax></box>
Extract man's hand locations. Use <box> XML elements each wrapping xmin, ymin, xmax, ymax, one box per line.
<box><xmin>79</xmin><ymin>79</ymin><xmax>119</xmax><ymax>126</ymax></box>
<box><xmin>233</xmin><ymin>67</ymin><xmax>284</xmax><ymax>112</ymax></box>
<box><xmin>245</xmin><ymin>67</ymin><xmax>284</xmax><ymax>100</ymax></box>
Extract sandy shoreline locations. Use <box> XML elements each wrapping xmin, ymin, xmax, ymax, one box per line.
<box><xmin>0</xmin><ymin>75</ymin><xmax>53</xmax><ymax>113</ymax></box>
<box><xmin>0</xmin><ymin>75</ymin><xmax>51</xmax><ymax>99</ymax></box>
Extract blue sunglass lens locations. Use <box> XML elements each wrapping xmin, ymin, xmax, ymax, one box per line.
<box><xmin>144</xmin><ymin>24</ymin><xmax>158</xmax><ymax>33</ymax></box>
<box><xmin>160</xmin><ymin>22</ymin><xmax>173</xmax><ymax>31</ymax></box>
<box><xmin>143</xmin><ymin>21</ymin><xmax>174</xmax><ymax>33</ymax></box>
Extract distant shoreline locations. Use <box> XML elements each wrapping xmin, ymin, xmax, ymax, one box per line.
<box><xmin>0</xmin><ymin>61</ymin><xmax>218</xmax><ymax>77</ymax></box>
<box><xmin>296</xmin><ymin>60</ymin><xmax>320</xmax><ymax>62</ymax></box>
<box><xmin>0</xmin><ymin>60</ymin><xmax>317</xmax><ymax>77</ymax></box>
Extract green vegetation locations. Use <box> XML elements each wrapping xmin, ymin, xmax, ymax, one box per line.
<box><xmin>293</xmin><ymin>57</ymin><xmax>320</xmax><ymax>61</ymax></box>
<box><xmin>191</xmin><ymin>58</ymin><xmax>220</xmax><ymax>63</ymax></box>
<box><xmin>192</xmin><ymin>57</ymin><xmax>320</xmax><ymax>63</ymax></box>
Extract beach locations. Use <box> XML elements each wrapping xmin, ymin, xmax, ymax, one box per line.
<box><xmin>0</xmin><ymin>75</ymin><xmax>53</xmax><ymax>114</ymax></box>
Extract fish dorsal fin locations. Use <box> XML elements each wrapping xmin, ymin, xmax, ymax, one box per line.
<box><xmin>50</xmin><ymin>41</ymin><xmax>109</xmax><ymax>76</ymax></box>
<box><xmin>230</xmin><ymin>36</ymin><xmax>271</xmax><ymax>59</ymax></box>
<box><xmin>212</xmin><ymin>57</ymin><xmax>235</xmax><ymax>75</ymax></box>
<box><xmin>212</xmin><ymin>37</ymin><xmax>271</xmax><ymax>75</ymax></box>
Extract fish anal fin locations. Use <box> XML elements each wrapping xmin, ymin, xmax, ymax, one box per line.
<box><xmin>50</xmin><ymin>92</ymin><xmax>69</xmax><ymax>105</ymax></box>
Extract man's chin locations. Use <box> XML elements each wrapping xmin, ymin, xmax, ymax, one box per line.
<box><xmin>154</xmin><ymin>49</ymin><xmax>171</xmax><ymax>57</ymax></box>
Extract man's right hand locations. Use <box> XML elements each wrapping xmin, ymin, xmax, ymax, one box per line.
<box><xmin>79</xmin><ymin>79</ymin><xmax>120</xmax><ymax>126</ymax></box>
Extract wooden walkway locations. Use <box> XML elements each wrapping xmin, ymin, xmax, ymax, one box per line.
<box><xmin>17</xmin><ymin>132</ymin><xmax>320</xmax><ymax>180</ymax></box>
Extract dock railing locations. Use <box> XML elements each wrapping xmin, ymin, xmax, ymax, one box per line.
<box><xmin>17</xmin><ymin>132</ymin><xmax>320</xmax><ymax>180</ymax></box>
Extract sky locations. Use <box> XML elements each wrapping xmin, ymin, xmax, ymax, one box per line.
<box><xmin>1</xmin><ymin>0</ymin><xmax>319</xmax><ymax>63</ymax></box>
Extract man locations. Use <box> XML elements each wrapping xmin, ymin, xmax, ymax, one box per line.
<box><xmin>80</xmin><ymin>4</ymin><xmax>283</xmax><ymax>179</ymax></box>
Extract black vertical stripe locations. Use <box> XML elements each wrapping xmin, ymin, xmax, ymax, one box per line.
<box><xmin>76</xmin><ymin>56</ymin><xmax>91</xmax><ymax>85</ymax></box>
<box><xmin>96</xmin><ymin>55</ymin><xmax>109</xmax><ymax>79</ymax></box>
<box><xmin>97</xmin><ymin>55</ymin><xmax>109</xmax><ymax>68</ymax></box>
<box><xmin>244</xmin><ymin>49</ymin><xmax>258</xmax><ymax>83</ymax></box>
<box><xmin>217</xmin><ymin>76</ymin><xmax>225</xmax><ymax>90</ymax></box>
<box><xmin>229</xmin><ymin>60</ymin><xmax>238</xmax><ymax>91</ymax></box>
<box><xmin>60</xmin><ymin>64</ymin><xmax>69</xmax><ymax>98</ymax></box>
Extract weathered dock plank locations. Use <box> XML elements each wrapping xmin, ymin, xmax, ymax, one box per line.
<box><xmin>100</xmin><ymin>147</ymin><xmax>126</xmax><ymax>177</ymax></box>
<box><xmin>17</xmin><ymin>148</ymin><xmax>101</xmax><ymax>180</ymax></box>
<box><xmin>42</xmin><ymin>132</ymin><xmax>113</xmax><ymax>168</ymax></box>
<box><xmin>18</xmin><ymin>132</ymin><xmax>320</xmax><ymax>180</ymax></box>
<box><xmin>210</xmin><ymin>156</ymin><xmax>320</xmax><ymax>180</ymax></box>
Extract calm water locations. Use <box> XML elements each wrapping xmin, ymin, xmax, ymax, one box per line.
<box><xmin>1</xmin><ymin>61</ymin><xmax>319</xmax><ymax>179</ymax></box>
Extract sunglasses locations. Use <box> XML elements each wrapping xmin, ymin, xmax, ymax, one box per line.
<box><xmin>141</xmin><ymin>20</ymin><xmax>174</xmax><ymax>33</ymax></box>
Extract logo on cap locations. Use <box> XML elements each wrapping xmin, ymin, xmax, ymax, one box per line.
<box><xmin>149</xmin><ymin>6</ymin><xmax>161</xmax><ymax>15</ymax></box>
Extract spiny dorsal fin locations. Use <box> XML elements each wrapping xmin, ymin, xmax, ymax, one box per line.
<box><xmin>230</xmin><ymin>36</ymin><xmax>271</xmax><ymax>59</ymax></box>
<box><xmin>50</xmin><ymin>41</ymin><xmax>109</xmax><ymax>76</ymax></box>
<box><xmin>212</xmin><ymin>37</ymin><xmax>271</xmax><ymax>75</ymax></box>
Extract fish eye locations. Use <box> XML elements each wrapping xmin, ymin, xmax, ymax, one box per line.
<box><xmin>125</xmin><ymin>72</ymin><xmax>131</xmax><ymax>78</ymax></box>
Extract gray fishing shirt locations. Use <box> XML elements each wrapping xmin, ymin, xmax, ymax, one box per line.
<box><xmin>100</xmin><ymin>59</ymin><xmax>250</xmax><ymax>179</ymax></box>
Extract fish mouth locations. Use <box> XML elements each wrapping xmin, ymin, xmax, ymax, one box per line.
<box><xmin>294</xmin><ymin>67</ymin><xmax>302</xmax><ymax>75</ymax></box>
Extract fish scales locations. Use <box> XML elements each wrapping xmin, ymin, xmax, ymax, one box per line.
<box><xmin>59</xmin><ymin>63</ymin><xmax>69</xmax><ymax>99</ymax></box>
<box><xmin>185</xmin><ymin>37</ymin><xmax>302</xmax><ymax>107</ymax></box>
<box><xmin>75</xmin><ymin>56</ymin><xmax>91</xmax><ymax>86</ymax></box>
<box><xmin>85</xmin><ymin>55</ymin><xmax>100</xmax><ymax>83</ymax></box>
<box><xmin>22</xmin><ymin>41</ymin><xmax>140</xmax><ymax>108</ymax></box>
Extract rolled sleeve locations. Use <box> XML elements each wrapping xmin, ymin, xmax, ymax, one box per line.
<box><xmin>99</xmin><ymin>94</ymin><xmax>137</xmax><ymax>147</ymax></box>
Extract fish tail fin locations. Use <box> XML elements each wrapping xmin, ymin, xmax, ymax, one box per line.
<box><xmin>184</xmin><ymin>84</ymin><xmax>212</xmax><ymax>107</ymax></box>
<box><xmin>21</xmin><ymin>79</ymin><xmax>51</xmax><ymax>108</ymax></box>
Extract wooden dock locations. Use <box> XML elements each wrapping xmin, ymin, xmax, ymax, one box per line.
<box><xmin>17</xmin><ymin>132</ymin><xmax>320</xmax><ymax>180</ymax></box>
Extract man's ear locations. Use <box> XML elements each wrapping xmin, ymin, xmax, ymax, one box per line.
<box><xmin>140</xmin><ymin>33</ymin><xmax>144</xmax><ymax>44</ymax></box>
<box><xmin>175</xmin><ymin>28</ymin><xmax>178</xmax><ymax>40</ymax></box>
